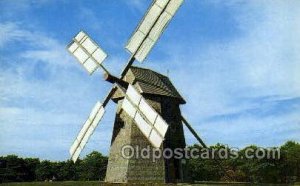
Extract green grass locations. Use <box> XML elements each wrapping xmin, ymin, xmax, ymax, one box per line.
<box><xmin>1</xmin><ymin>181</ymin><xmax>102</xmax><ymax>186</ymax></box>
<box><xmin>0</xmin><ymin>182</ymin><xmax>177</xmax><ymax>186</ymax></box>
<box><xmin>1</xmin><ymin>182</ymin><xmax>297</xmax><ymax>186</ymax></box>
<box><xmin>1</xmin><ymin>182</ymin><xmax>186</xmax><ymax>186</ymax></box>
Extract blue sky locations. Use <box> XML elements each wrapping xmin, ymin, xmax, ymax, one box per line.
<box><xmin>0</xmin><ymin>0</ymin><xmax>299</xmax><ymax>161</ymax></box>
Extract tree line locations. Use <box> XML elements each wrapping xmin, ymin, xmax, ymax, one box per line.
<box><xmin>0</xmin><ymin>141</ymin><xmax>299</xmax><ymax>183</ymax></box>
<box><xmin>189</xmin><ymin>141</ymin><xmax>300</xmax><ymax>183</ymax></box>
<box><xmin>0</xmin><ymin>151</ymin><xmax>107</xmax><ymax>183</ymax></box>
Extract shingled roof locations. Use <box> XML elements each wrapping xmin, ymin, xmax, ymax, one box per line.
<box><xmin>125</xmin><ymin>66</ymin><xmax>186</xmax><ymax>104</ymax></box>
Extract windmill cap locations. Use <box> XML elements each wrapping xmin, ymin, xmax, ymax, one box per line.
<box><xmin>123</xmin><ymin>66</ymin><xmax>186</xmax><ymax>104</ymax></box>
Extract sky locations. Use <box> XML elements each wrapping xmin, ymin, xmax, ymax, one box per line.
<box><xmin>0</xmin><ymin>0</ymin><xmax>299</xmax><ymax>161</ymax></box>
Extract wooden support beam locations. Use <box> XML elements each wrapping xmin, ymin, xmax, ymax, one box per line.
<box><xmin>181</xmin><ymin>115</ymin><xmax>233</xmax><ymax>181</ymax></box>
<box><xmin>181</xmin><ymin>116</ymin><xmax>207</xmax><ymax>148</ymax></box>
<box><xmin>103</xmin><ymin>73</ymin><xmax>128</xmax><ymax>88</ymax></box>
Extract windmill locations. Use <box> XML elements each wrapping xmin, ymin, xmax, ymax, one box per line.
<box><xmin>66</xmin><ymin>0</ymin><xmax>215</xmax><ymax>183</ymax></box>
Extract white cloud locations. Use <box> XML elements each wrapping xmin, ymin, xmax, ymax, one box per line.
<box><xmin>164</xmin><ymin>0</ymin><xmax>299</xmax><ymax>112</ymax></box>
<box><xmin>0</xmin><ymin>21</ymin><xmax>115</xmax><ymax>160</ymax></box>
<box><xmin>1</xmin><ymin>1</ymin><xmax>299</xmax><ymax>160</ymax></box>
<box><xmin>198</xmin><ymin>111</ymin><xmax>300</xmax><ymax>148</ymax></box>
<box><xmin>0</xmin><ymin>0</ymin><xmax>55</xmax><ymax>19</ymax></box>
<box><xmin>77</xmin><ymin>7</ymin><xmax>104</xmax><ymax>32</ymax></box>
<box><xmin>143</xmin><ymin>0</ymin><xmax>300</xmax><ymax>147</ymax></box>
<box><xmin>0</xmin><ymin>22</ymin><xmax>62</xmax><ymax>51</ymax></box>
<box><xmin>123</xmin><ymin>0</ymin><xmax>149</xmax><ymax>12</ymax></box>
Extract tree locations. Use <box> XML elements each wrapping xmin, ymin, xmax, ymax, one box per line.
<box><xmin>1</xmin><ymin>142</ymin><xmax>299</xmax><ymax>183</ymax></box>
<box><xmin>35</xmin><ymin>160</ymin><xmax>53</xmax><ymax>181</ymax></box>
<box><xmin>57</xmin><ymin>159</ymin><xmax>81</xmax><ymax>181</ymax></box>
<box><xmin>23</xmin><ymin>158</ymin><xmax>40</xmax><ymax>181</ymax></box>
<box><xmin>78</xmin><ymin>151</ymin><xmax>108</xmax><ymax>181</ymax></box>
<box><xmin>280</xmin><ymin>141</ymin><xmax>300</xmax><ymax>183</ymax></box>
<box><xmin>0</xmin><ymin>155</ymin><xmax>29</xmax><ymax>182</ymax></box>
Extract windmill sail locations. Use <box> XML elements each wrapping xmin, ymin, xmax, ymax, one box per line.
<box><xmin>121</xmin><ymin>84</ymin><xmax>169</xmax><ymax>148</ymax></box>
<box><xmin>126</xmin><ymin>0</ymin><xmax>184</xmax><ymax>62</ymax></box>
<box><xmin>69</xmin><ymin>101</ymin><xmax>105</xmax><ymax>162</ymax></box>
<box><xmin>67</xmin><ymin>31</ymin><xmax>107</xmax><ymax>75</ymax></box>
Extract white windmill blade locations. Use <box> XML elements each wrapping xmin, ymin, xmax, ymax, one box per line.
<box><xmin>69</xmin><ymin>101</ymin><xmax>105</xmax><ymax>162</ymax></box>
<box><xmin>126</xmin><ymin>0</ymin><xmax>184</xmax><ymax>62</ymax></box>
<box><xmin>67</xmin><ymin>31</ymin><xmax>108</xmax><ymax>75</ymax></box>
<box><xmin>121</xmin><ymin>84</ymin><xmax>169</xmax><ymax>148</ymax></box>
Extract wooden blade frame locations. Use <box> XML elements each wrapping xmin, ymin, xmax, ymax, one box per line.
<box><xmin>69</xmin><ymin>102</ymin><xmax>105</xmax><ymax>162</ymax></box>
<box><xmin>126</xmin><ymin>0</ymin><xmax>184</xmax><ymax>62</ymax></box>
<box><xmin>120</xmin><ymin>84</ymin><xmax>169</xmax><ymax>148</ymax></box>
<box><xmin>67</xmin><ymin>0</ymin><xmax>185</xmax><ymax>162</ymax></box>
<box><xmin>67</xmin><ymin>31</ymin><xmax>109</xmax><ymax>75</ymax></box>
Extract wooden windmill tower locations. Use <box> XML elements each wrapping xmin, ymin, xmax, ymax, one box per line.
<box><xmin>105</xmin><ymin>66</ymin><xmax>188</xmax><ymax>183</ymax></box>
<box><xmin>65</xmin><ymin>0</ymin><xmax>212</xmax><ymax>183</ymax></box>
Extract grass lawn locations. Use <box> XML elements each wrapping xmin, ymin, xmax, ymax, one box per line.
<box><xmin>1</xmin><ymin>181</ymin><xmax>102</xmax><ymax>186</ymax></box>
<box><xmin>0</xmin><ymin>181</ymin><xmax>178</xmax><ymax>186</ymax></box>
<box><xmin>1</xmin><ymin>181</ymin><xmax>297</xmax><ymax>186</ymax></box>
